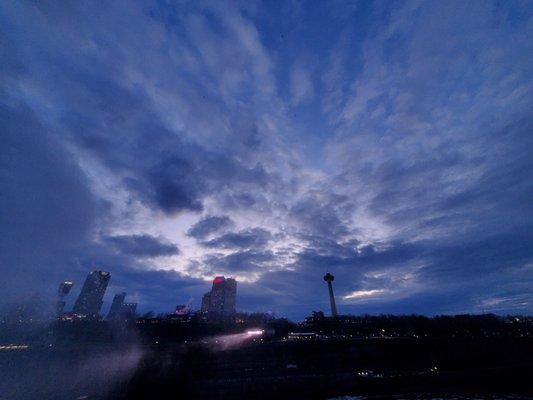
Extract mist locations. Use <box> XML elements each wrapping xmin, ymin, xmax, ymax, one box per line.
<box><xmin>199</xmin><ymin>330</ymin><xmax>264</xmax><ymax>352</ymax></box>
<box><xmin>0</xmin><ymin>343</ymin><xmax>144</xmax><ymax>400</ymax></box>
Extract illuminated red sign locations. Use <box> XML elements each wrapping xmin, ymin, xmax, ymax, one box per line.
<box><xmin>213</xmin><ymin>276</ymin><xmax>225</xmax><ymax>285</ymax></box>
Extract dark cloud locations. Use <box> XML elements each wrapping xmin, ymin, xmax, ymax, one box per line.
<box><xmin>289</xmin><ymin>193</ymin><xmax>353</xmax><ymax>239</ymax></box>
<box><xmin>0</xmin><ymin>104</ymin><xmax>102</xmax><ymax>306</ymax></box>
<box><xmin>1</xmin><ymin>2</ymin><xmax>280</xmax><ymax>217</ymax></box>
<box><xmin>203</xmin><ymin>250</ymin><xmax>275</xmax><ymax>275</ymax></box>
<box><xmin>65</xmin><ymin>94</ymin><xmax>274</xmax><ymax>215</ymax></box>
<box><xmin>418</xmin><ymin>227</ymin><xmax>533</xmax><ymax>283</ymax></box>
<box><xmin>125</xmin><ymin>152</ymin><xmax>204</xmax><ymax>214</ymax></box>
<box><xmin>105</xmin><ymin>234</ymin><xmax>179</xmax><ymax>257</ymax></box>
<box><xmin>187</xmin><ymin>216</ymin><xmax>234</xmax><ymax>239</ymax></box>
<box><xmin>203</xmin><ymin>228</ymin><xmax>272</xmax><ymax>250</ymax></box>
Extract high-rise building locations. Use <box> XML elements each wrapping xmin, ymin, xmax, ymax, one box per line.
<box><xmin>122</xmin><ymin>302</ymin><xmax>137</xmax><ymax>318</ymax></box>
<box><xmin>73</xmin><ymin>271</ymin><xmax>110</xmax><ymax>317</ymax></box>
<box><xmin>57</xmin><ymin>300</ymin><xmax>66</xmax><ymax>316</ymax></box>
<box><xmin>201</xmin><ymin>292</ymin><xmax>211</xmax><ymax>313</ymax></box>
<box><xmin>107</xmin><ymin>292</ymin><xmax>137</xmax><ymax>320</ymax></box>
<box><xmin>56</xmin><ymin>281</ymin><xmax>74</xmax><ymax>316</ymax></box>
<box><xmin>58</xmin><ymin>281</ymin><xmax>74</xmax><ymax>297</ymax></box>
<box><xmin>202</xmin><ymin>276</ymin><xmax>237</xmax><ymax>314</ymax></box>
<box><xmin>107</xmin><ymin>292</ymin><xmax>126</xmax><ymax>319</ymax></box>
<box><xmin>222</xmin><ymin>278</ymin><xmax>237</xmax><ymax>314</ymax></box>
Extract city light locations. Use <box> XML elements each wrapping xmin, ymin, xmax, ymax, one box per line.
<box><xmin>0</xmin><ymin>344</ymin><xmax>29</xmax><ymax>351</ymax></box>
<box><xmin>246</xmin><ymin>329</ymin><xmax>264</xmax><ymax>336</ymax></box>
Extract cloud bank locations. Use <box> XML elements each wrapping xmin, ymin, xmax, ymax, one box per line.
<box><xmin>1</xmin><ymin>1</ymin><xmax>532</xmax><ymax>319</ymax></box>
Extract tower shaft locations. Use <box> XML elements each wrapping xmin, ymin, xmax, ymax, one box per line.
<box><xmin>327</xmin><ymin>281</ymin><xmax>338</xmax><ymax>317</ymax></box>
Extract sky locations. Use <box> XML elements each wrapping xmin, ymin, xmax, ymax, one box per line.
<box><xmin>1</xmin><ymin>1</ymin><xmax>532</xmax><ymax>320</ymax></box>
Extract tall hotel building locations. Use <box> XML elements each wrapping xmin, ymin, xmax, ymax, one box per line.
<box><xmin>201</xmin><ymin>276</ymin><xmax>237</xmax><ymax>314</ymax></box>
<box><xmin>73</xmin><ymin>270</ymin><xmax>110</xmax><ymax>317</ymax></box>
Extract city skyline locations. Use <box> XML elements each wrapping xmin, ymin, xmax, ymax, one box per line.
<box><xmin>48</xmin><ymin>270</ymin><xmax>340</xmax><ymax>319</ymax></box>
<box><xmin>57</xmin><ymin>271</ymin><xmax>240</xmax><ymax>318</ymax></box>
<box><xmin>1</xmin><ymin>1</ymin><xmax>532</xmax><ymax>320</ymax></box>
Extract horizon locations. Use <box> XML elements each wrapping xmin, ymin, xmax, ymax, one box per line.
<box><xmin>3</xmin><ymin>269</ymin><xmax>532</xmax><ymax>322</ymax></box>
<box><xmin>1</xmin><ymin>1</ymin><xmax>532</xmax><ymax>321</ymax></box>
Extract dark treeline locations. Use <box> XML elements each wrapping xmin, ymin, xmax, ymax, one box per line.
<box><xmin>302</xmin><ymin>312</ymin><xmax>533</xmax><ymax>339</ymax></box>
<box><xmin>2</xmin><ymin>311</ymin><xmax>532</xmax><ymax>346</ymax></box>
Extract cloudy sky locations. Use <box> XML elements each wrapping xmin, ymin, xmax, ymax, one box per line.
<box><xmin>1</xmin><ymin>1</ymin><xmax>532</xmax><ymax>319</ymax></box>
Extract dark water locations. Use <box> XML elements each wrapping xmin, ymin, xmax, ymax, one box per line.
<box><xmin>331</xmin><ymin>396</ymin><xmax>531</xmax><ymax>400</ymax></box>
<box><xmin>1</xmin><ymin>343</ymin><xmax>532</xmax><ymax>400</ymax></box>
<box><xmin>0</xmin><ymin>345</ymin><xmax>143</xmax><ymax>400</ymax></box>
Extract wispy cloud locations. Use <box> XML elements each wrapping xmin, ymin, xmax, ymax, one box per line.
<box><xmin>290</xmin><ymin>64</ymin><xmax>315</xmax><ymax>105</ymax></box>
<box><xmin>343</xmin><ymin>289</ymin><xmax>386</xmax><ymax>300</ymax></box>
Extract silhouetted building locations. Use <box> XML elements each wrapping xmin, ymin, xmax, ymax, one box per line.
<box><xmin>107</xmin><ymin>292</ymin><xmax>126</xmax><ymax>319</ymax></box>
<box><xmin>107</xmin><ymin>292</ymin><xmax>137</xmax><ymax>320</ymax></box>
<box><xmin>122</xmin><ymin>302</ymin><xmax>137</xmax><ymax>318</ymax></box>
<box><xmin>175</xmin><ymin>305</ymin><xmax>188</xmax><ymax>315</ymax></box>
<box><xmin>58</xmin><ymin>281</ymin><xmax>74</xmax><ymax>297</ymax></box>
<box><xmin>73</xmin><ymin>271</ymin><xmax>110</xmax><ymax>317</ymax></box>
<box><xmin>201</xmin><ymin>292</ymin><xmax>211</xmax><ymax>313</ymax></box>
<box><xmin>305</xmin><ymin>311</ymin><xmax>325</xmax><ymax>324</ymax></box>
<box><xmin>202</xmin><ymin>276</ymin><xmax>237</xmax><ymax>314</ymax></box>
<box><xmin>56</xmin><ymin>281</ymin><xmax>73</xmax><ymax>316</ymax></box>
<box><xmin>56</xmin><ymin>300</ymin><xmax>66</xmax><ymax>317</ymax></box>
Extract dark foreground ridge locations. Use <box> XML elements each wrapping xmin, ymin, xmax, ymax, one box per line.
<box><xmin>1</xmin><ymin>313</ymin><xmax>532</xmax><ymax>399</ymax></box>
<box><xmin>123</xmin><ymin>337</ymin><xmax>533</xmax><ymax>400</ymax></box>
